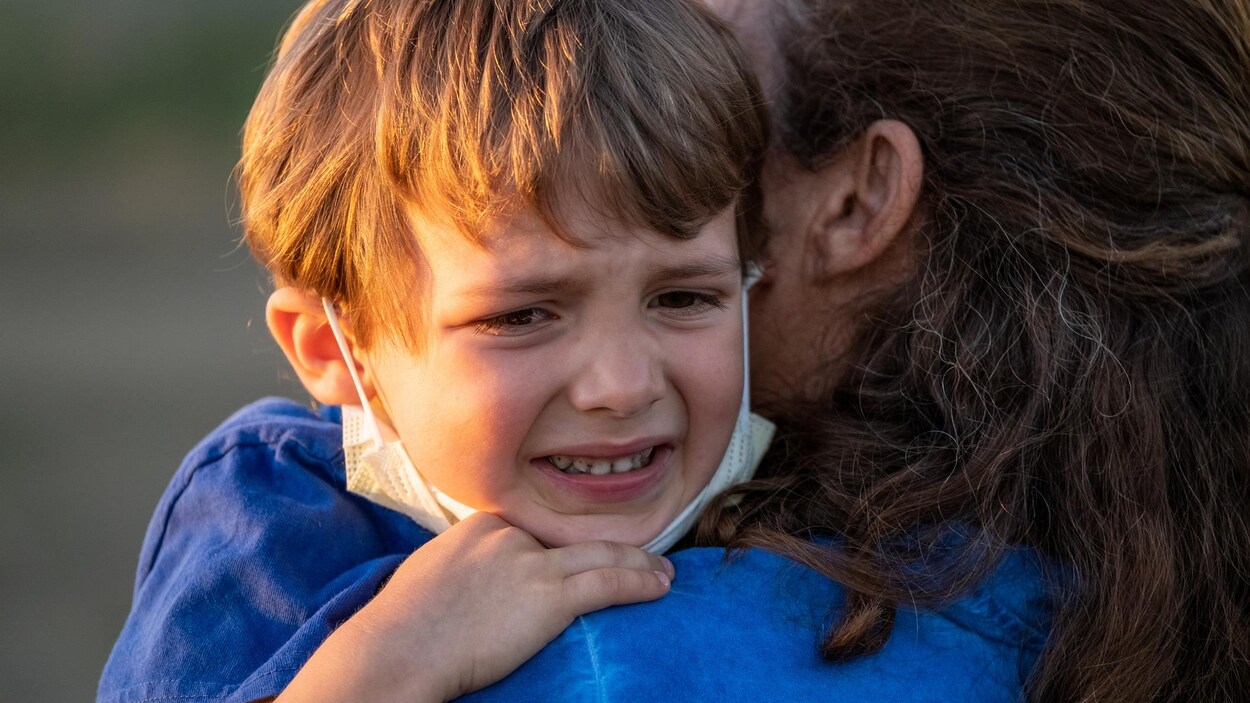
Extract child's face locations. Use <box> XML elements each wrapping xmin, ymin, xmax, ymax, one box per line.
<box><xmin>363</xmin><ymin>202</ymin><xmax>743</xmax><ymax>548</ymax></box>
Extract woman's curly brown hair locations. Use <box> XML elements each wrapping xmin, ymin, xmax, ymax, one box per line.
<box><xmin>701</xmin><ymin>1</ymin><xmax>1250</xmax><ymax>699</ymax></box>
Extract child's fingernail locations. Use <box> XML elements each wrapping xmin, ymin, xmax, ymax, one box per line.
<box><xmin>660</xmin><ymin>557</ymin><xmax>674</xmax><ymax>576</ymax></box>
<box><xmin>655</xmin><ymin>570</ymin><xmax>671</xmax><ymax>588</ymax></box>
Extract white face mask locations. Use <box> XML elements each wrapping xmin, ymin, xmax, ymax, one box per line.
<box><xmin>323</xmin><ymin>267</ymin><xmax>774</xmax><ymax>554</ymax></box>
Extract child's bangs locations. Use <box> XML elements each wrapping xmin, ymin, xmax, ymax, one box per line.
<box><xmin>380</xmin><ymin>0</ymin><xmax>766</xmax><ymax>245</ymax></box>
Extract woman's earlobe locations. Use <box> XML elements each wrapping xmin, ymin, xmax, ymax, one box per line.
<box><xmin>266</xmin><ymin>287</ymin><xmax>370</xmax><ymax>405</ymax></box>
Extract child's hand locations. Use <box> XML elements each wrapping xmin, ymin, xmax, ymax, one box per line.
<box><xmin>275</xmin><ymin>512</ymin><xmax>674</xmax><ymax>703</ymax></box>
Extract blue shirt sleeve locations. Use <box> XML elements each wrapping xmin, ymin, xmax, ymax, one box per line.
<box><xmin>98</xmin><ymin>399</ymin><xmax>430</xmax><ymax>703</ymax></box>
<box><xmin>461</xmin><ymin>547</ymin><xmax>1051</xmax><ymax>702</ymax></box>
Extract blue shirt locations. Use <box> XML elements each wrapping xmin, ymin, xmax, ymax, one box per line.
<box><xmin>467</xmin><ymin>547</ymin><xmax>1050</xmax><ymax>702</ymax></box>
<box><xmin>100</xmin><ymin>398</ymin><xmax>1050</xmax><ymax>703</ymax></box>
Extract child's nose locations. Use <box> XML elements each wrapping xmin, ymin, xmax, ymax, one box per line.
<box><xmin>567</xmin><ymin>331</ymin><xmax>665</xmax><ymax>418</ymax></box>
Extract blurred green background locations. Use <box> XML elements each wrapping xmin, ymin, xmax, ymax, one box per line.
<box><xmin>1</xmin><ymin>1</ymin><xmax>312</xmax><ymax>698</ymax></box>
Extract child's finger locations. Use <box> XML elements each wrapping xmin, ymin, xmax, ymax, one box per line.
<box><xmin>561</xmin><ymin>567</ymin><xmax>671</xmax><ymax>614</ymax></box>
<box><xmin>553</xmin><ymin>540</ymin><xmax>674</xmax><ymax>578</ymax></box>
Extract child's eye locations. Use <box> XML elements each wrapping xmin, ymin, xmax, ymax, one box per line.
<box><xmin>650</xmin><ymin>291</ymin><xmax>727</xmax><ymax>316</ymax></box>
<box><xmin>474</xmin><ymin>307</ymin><xmax>557</xmax><ymax>336</ymax></box>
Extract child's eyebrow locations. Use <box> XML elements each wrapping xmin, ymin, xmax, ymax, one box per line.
<box><xmin>646</xmin><ymin>256</ymin><xmax>741</xmax><ymax>285</ymax></box>
<box><xmin>459</xmin><ymin>275</ymin><xmax>579</xmax><ymax>300</ymax></box>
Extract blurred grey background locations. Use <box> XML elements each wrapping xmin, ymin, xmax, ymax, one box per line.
<box><xmin>1</xmin><ymin>1</ymin><xmax>311</xmax><ymax>699</ymax></box>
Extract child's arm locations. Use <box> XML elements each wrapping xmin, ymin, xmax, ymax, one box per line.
<box><xmin>274</xmin><ymin>512</ymin><xmax>674</xmax><ymax>703</ymax></box>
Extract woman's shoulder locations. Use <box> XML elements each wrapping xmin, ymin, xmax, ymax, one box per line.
<box><xmin>463</xmin><ymin>545</ymin><xmax>1052</xmax><ymax>702</ymax></box>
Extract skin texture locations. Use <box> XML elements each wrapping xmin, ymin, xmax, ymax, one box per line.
<box><xmin>360</xmin><ymin>204</ymin><xmax>744</xmax><ymax>548</ymax></box>
<box><xmin>270</xmin><ymin>204</ymin><xmax>744</xmax><ymax>549</ymax></box>
<box><xmin>698</xmin><ymin>0</ymin><xmax>838</xmax><ymax>405</ymax></box>
<box><xmin>266</xmin><ymin>199</ymin><xmax>747</xmax><ymax>700</ymax></box>
<box><xmin>274</xmin><ymin>513</ymin><xmax>674</xmax><ymax>703</ymax></box>
<box><xmin>745</xmin><ymin>155</ymin><xmax>855</xmax><ymax>406</ymax></box>
<box><xmin>705</xmin><ymin>0</ymin><xmax>922</xmax><ymax>410</ymax></box>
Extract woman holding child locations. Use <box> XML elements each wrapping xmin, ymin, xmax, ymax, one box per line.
<box><xmin>474</xmin><ymin>0</ymin><xmax>1250</xmax><ymax>700</ymax></box>
<box><xmin>101</xmin><ymin>0</ymin><xmax>1250</xmax><ymax>701</ymax></box>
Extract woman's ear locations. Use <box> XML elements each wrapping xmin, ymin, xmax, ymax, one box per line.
<box><xmin>266</xmin><ymin>287</ymin><xmax>371</xmax><ymax>405</ymax></box>
<box><xmin>805</xmin><ymin>119</ymin><xmax>923</xmax><ymax>280</ymax></box>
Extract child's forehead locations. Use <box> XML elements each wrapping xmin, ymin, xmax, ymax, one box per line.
<box><xmin>414</xmin><ymin>196</ymin><xmax>666</xmax><ymax>255</ymax></box>
<box><xmin>410</xmin><ymin>202</ymin><xmax>739</xmax><ymax>276</ymax></box>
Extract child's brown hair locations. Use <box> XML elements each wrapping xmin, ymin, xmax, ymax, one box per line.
<box><xmin>238</xmin><ymin>0</ymin><xmax>766</xmax><ymax>350</ymax></box>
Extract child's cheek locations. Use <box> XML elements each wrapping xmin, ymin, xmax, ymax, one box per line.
<box><xmin>414</xmin><ymin>349</ymin><xmax>542</xmax><ymax>508</ymax></box>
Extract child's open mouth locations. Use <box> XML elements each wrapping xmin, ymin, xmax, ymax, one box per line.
<box><xmin>547</xmin><ymin>447</ymin><xmax>656</xmax><ymax>475</ymax></box>
<box><xmin>535</xmin><ymin>445</ymin><xmax>672</xmax><ymax>504</ymax></box>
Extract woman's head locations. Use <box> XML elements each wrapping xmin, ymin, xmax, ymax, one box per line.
<box><xmin>780</xmin><ymin>0</ymin><xmax>1250</xmax><ymax>322</ymax></box>
<box><xmin>705</xmin><ymin>0</ymin><xmax>1250</xmax><ymax>699</ymax></box>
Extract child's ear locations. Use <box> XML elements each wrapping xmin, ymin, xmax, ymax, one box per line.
<box><xmin>266</xmin><ymin>287</ymin><xmax>371</xmax><ymax>406</ymax></box>
<box><xmin>804</xmin><ymin>119</ymin><xmax>923</xmax><ymax>280</ymax></box>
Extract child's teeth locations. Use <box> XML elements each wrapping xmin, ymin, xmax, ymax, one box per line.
<box><xmin>549</xmin><ymin>447</ymin><xmax>657</xmax><ymax>475</ymax></box>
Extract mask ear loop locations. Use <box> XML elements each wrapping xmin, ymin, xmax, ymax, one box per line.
<box><xmin>740</xmin><ymin>262</ymin><xmax>764</xmax><ymax>408</ymax></box>
<box><xmin>744</xmin><ymin>261</ymin><xmax>764</xmax><ymax>291</ymax></box>
<box><xmin>639</xmin><ymin>263</ymin><xmax>768</xmax><ymax>554</ymax></box>
<box><xmin>321</xmin><ymin>298</ymin><xmax>385</xmax><ymax>448</ymax></box>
